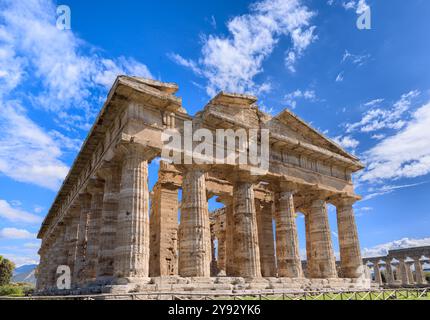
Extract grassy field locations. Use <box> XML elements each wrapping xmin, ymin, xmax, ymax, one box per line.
<box><xmin>221</xmin><ymin>290</ymin><xmax>430</xmax><ymax>301</ymax></box>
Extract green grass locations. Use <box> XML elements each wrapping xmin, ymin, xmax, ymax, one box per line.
<box><xmin>220</xmin><ymin>290</ymin><xmax>430</xmax><ymax>301</ymax></box>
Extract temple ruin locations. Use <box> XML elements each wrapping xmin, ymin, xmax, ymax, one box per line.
<box><xmin>36</xmin><ymin>76</ymin><xmax>370</xmax><ymax>294</ymax></box>
<box><xmin>364</xmin><ymin>246</ymin><xmax>430</xmax><ymax>287</ymax></box>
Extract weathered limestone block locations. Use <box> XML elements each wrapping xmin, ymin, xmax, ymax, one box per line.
<box><xmin>255</xmin><ymin>199</ymin><xmax>276</xmax><ymax>277</ymax></box>
<box><xmin>178</xmin><ymin>169</ymin><xmax>211</xmax><ymax>277</ymax></box>
<box><xmin>275</xmin><ymin>191</ymin><xmax>302</xmax><ymax>278</ymax></box>
<box><xmin>97</xmin><ymin>164</ymin><xmax>120</xmax><ymax>279</ymax></box>
<box><xmin>149</xmin><ymin>183</ymin><xmax>179</xmax><ymax>276</ymax></box>
<box><xmin>114</xmin><ymin>144</ymin><xmax>151</xmax><ymax>279</ymax></box>
<box><xmin>232</xmin><ymin>181</ymin><xmax>261</xmax><ymax>278</ymax></box>
<box><xmin>308</xmin><ymin>199</ymin><xmax>337</xmax><ymax>278</ymax></box>
<box><xmin>85</xmin><ymin>180</ymin><xmax>104</xmax><ymax>281</ymax></box>
<box><xmin>74</xmin><ymin>193</ymin><xmax>91</xmax><ymax>285</ymax></box>
<box><xmin>334</xmin><ymin>197</ymin><xmax>363</xmax><ymax>278</ymax></box>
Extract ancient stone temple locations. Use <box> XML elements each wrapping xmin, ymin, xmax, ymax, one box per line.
<box><xmin>36</xmin><ymin>76</ymin><xmax>370</xmax><ymax>294</ymax></box>
<box><xmin>364</xmin><ymin>246</ymin><xmax>430</xmax><ymax>287</ymax></box>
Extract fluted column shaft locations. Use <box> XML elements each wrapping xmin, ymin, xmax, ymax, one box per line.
<box><xmin>217</xmin><ymin>228</ymin><xmax>227</xmax><ymax>274</ymax></box>
<box><xmin>36</xmin><ymin>246</ymin><xmax>48</xmax><ymax>290</ymax></box>
<box><xmin>304</xmin><ymin>211</ymin><xmax>313</xmax><ymax>278</ymax></box>
<box><xmin>222</xmin><ymin>197</ymin><xmax>235</xmax><ymax>276</ymax></box>
<box><xmin>385</xmin><ymin>261</ymin><xmax>394</xmax><ymax>284</ymax></box>
<box><xmin>178</xmin><ymin>169</ymin><xmax>211</xmax><ymax>277</ymax></box>
<box><xmin>256</xmin><ymin>199</ymin><xmax>276</xmax><ymax>277</ymax></box>
<box><xmin>74</xmin><ymin>193</ymin><xmax>91</xmax><ymax>285</ymax></box>
<box><xmin>335</xmin><ymin>198</ymin><xmax>363</xmax><ymax>278</ymax></box>
<box><xmin>374</xmin><ymin>263</ymin><xmax>383</xmax><ymax>285</ymax></box>
<box><xmin>275</xmin><ymin>191</ymin><xmax>302</xmax><ymax>278</ymax></box>
<box><xmin>406</xmin><ymin>261</ymin><xmax>415</xmax><ymax>284</ymax></box>
<box><xmin>114</xmin><ymin>146</ymin><xmax>150</xmax><ymax>278</ymax></box>
<box><xmin>414</xmin><ymin>259</ymin><xmax>426</xmax><ymax>284</ymax></box>
<box><xmin>85</xmin><ymin>184</ymin><xmax>104</xmax><ymax>281</ymax></box>
<box><xmin>149</xmin><ymin>184</ymin><xmax>179</xmax><ymax>277</ymax></box>
<box><xmin>399</xmin><ymin>259</ymin><xmax>411</xmax><ymax>285</ymax></box>
<box><xmin>65</xmin><ymin>210</ymin><xmax>80</xmax><ymax>276</ymax></box>
<box><xmin>232</xmin><ymin>181</ymin><xmax>261</xmax><ymax>278</ymax></box>
<box><xmin>308</xmin><ymin>199</ymin><xmax>337</xmax><ymax>278</ymax></box>
<box><xmin>97</xmin><ymin>165</ymin><xmax>120</xmax><ymax>279</ymax></box>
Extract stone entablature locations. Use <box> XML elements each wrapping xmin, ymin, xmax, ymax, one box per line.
<box><xmin>36</xmin><ymin>76</ymin><xmax>367</xmax><ymax>294</ymax></box>
<box><xmin>363</xmin><ymin>246</ymin><xmax>430</xmax><ymax>286</ymax></box>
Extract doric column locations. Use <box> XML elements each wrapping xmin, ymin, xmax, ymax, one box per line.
<box><xmin>217</xmin><ymin>224</ymin><xmax>227</xmax><ymax>275</ymax></box>
<box><xmin>85</xmin><ymin>180</ymin><xmax>104</xmax><ymax>282</ymax></box>
<box><xmin>232</xmin><ymin>180</ymin><xmax>261</xmax><ymax>278</ymax></box>
<box><xmin>385</xmin><ymin>260</ymin><xmax>394</xmax><ymax>285</ymax></box>
<box><xmin>374</xmin><ymin>262</ymin><xmax>383</xmax><ymax>285</ymax></box>
<box><xmin>50</xmin><ymin>225</ymin><xmax>67</xmax><ymax>288</ymax></box>
<box><xmin>332</xmin><ymin>196</ymin><xmax>363</xmax><ymax>278</ymax></box>
<box><xmin>149</xmin><ymin>182</ymin><xmax>179</xmax><ymax>277</ymax></box>
<box><xmin>210</xmin><ymin>222</ymin><xmax>218</xmax><ymax>276</ymax></box>
<box><xmin>36</xmin><ymin>245</ymin><xmax>48</xmax><ymax>290</ymax></box>
<box><xmin>97</xmin><ymin>164</ymin><xmax>120</xmax><ymax>280</ymax></box>
<box><xmin>114</xmin><ymin>144</ymin><xmax>151</xmax><ymax>279</ymax></box>
<box><xmin>414</xmin><ymin>258</ymin><xmax>427</xmax><ymax>285</ymax></box>
<box><xmin>308</xmin><ymin>198</ymin><xmax>337</xmax><ymax>278</ymax></box>
<box><xmin>275</xmin><ymin>191</ymin><xmax>302</xmax><ymax>278</ymax></box>
<box><xmin>304</xmin><ymin>210</ymin><xmax>313</xmax><ymax>278</ymax></box>
<box><xmin>73</xmin><ymin>193</ymin><xmax>91</xmax><ymax>285</ymax></box>
<box><xmin>65</xmin><ymin>207</ymin><xmax>80</xmax><ymax>277</ymax></box>
<box><xmin>219</xmin><ymin>196</ymin><xmax>235</xmax><ymax>276</ymax></box>
<box><xmin>399</xmin><ymin>258</ymin><xmax>411</xmax><ymax>285</ymax></box>
<box><xmin>178</xmin><ymin>168</ymin><xmax>211</xmax><ymax>277</ymax></box>
<box><xmin>406</xmin><ymin>260</ymin><xmax>415</xmax><ymax>284</ymax></box>
<box><xmin>255</xmin><ymin>199</ymin><xmax>276</xmax><ymax>277</ymax></box>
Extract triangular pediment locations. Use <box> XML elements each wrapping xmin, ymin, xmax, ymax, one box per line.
<box><xmin>265</xmin><ymin>109</ymin><xmax>359</xmax><ymax>162</ymax></box>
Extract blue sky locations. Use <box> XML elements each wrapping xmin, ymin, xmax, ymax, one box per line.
<box><xmin>1</xmin><ymin>0</ymin><xmax>430</xmax><ymax>266</ymax></box>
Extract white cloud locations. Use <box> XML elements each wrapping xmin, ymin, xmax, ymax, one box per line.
<box><xmin>0</xmin><ymin>0</ymin><xmax>153</xmax><ymax>190</ymax></box>
<box><xmin>0</xmin><ymin>0</ymin><xmax>152</xmax><ymax>112</ymax></box>
<box><xmin>362</xmin><ymin>237</ymin><xmax>430</xmax><ymax>258</ymax></box>
<box><xmin>360</xmin><ymin>101</ymin><xmax>430</xmax><ymax>183</ymax></box>
<box><xmin>171</xmin><ymin>0</ymin><xmax>316</xmax><ymax>96</ymax></box>
<box><xmin>23</xmin><ymin>242</ymin><xmax>41</xmax><ymax>248</ymax></box>
<box><xmin>0</xmin><ymin>102</ymin><xmax>69</xmax><ymax>190</ymax></box>
<box><xmin>341</xmin><ymin>0</ymin><xmax>370</xmax><ymax>15</ymax></box>
<box><xmin>0</xmin><ymin>228</ymin><xmax>36</xmax><ymax>239</ymax></box>
<box><xmin>362</xmin><ymin>182</ymin><xmax>428</xmax><ymax>201</ymax></box>
<box><xmin>335</xmin><ymin>72</ymin><xmax>344</xmax><ymax>82</ymax></box>
<box><xmin>342</xmin><ymin>50</ymin><xmax>370</xmax><ymax>67</ymax></box>
<box><xmin>332</xmin><ymin>135</ymin><xmax>360</xmax><ymax>150</ymax></box>
<box><xmin>284</xmin><ymin>89</ymin><xmax>317</xmax><ymax>109</ymax></box>
<box><xmin>364</xmin><ymin>98</ymin><xmax>384</xmax><ymax>107</ymax></box>
<box><xmin>0</xmin><ymin>200</ymin><xmax>42</xmax><ymax>224</ymax></box>
<box><xmin>346</xmin><ymin>90</ymin><xmax>420</xmax><ymax>133</ymax></box>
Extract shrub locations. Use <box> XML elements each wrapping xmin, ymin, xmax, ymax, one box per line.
<box><xmin>0</xmin><ymin>284</ymin><xmax>24</xmax><ymax>297</ymax></box>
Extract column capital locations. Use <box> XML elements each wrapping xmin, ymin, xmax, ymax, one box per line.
<box><xmin>87</xmin><ymin>178</ymin><xmax>104</xmax><ymax>195</ymax></box>
<box><xmin>116</xmin><ymin>141</ymin><xmax>159</xmax><ymax>161</ymax></box>
<box><xmin>329</xmin><ymin>194</ymin><xmax>360</xmax><ymax>207</ymax></box>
